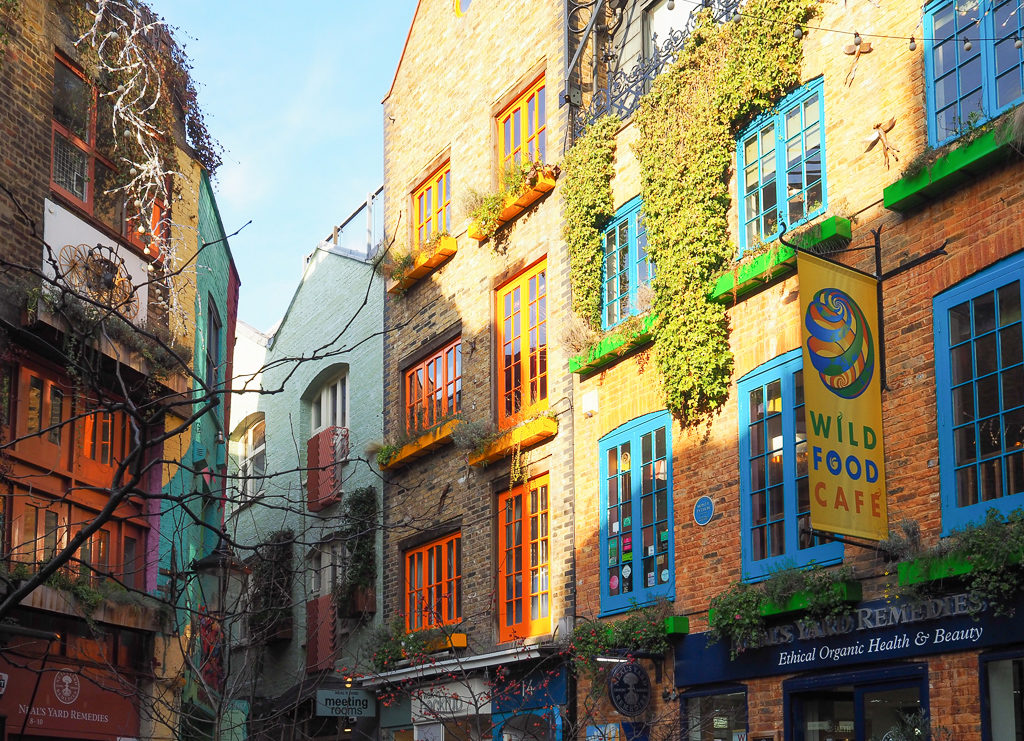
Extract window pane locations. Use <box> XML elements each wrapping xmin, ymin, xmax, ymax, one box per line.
<box><xmin>53</xmin><ymin>61</ymin><xmax>91</xmax><ymax>142</ymax></box>
<box><xmin>53</xmin><ymin>131</ymin><xmax>89</xmax><ymax>201</ymax></box>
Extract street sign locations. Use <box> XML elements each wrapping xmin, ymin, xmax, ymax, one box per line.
<box><xmin>316</xmin><ymin>689</ymin><xmax>376</xmax><ymax>717</ymax></box>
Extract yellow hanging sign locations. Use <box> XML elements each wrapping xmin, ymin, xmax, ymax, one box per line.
<box><xmin>798</xmin><ymin>251</ymin><xmax>888</xmax><ymax>541</ymax></box>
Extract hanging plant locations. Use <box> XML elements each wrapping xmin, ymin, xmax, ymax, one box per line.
<box><xmin>561</xmin><ymin>115</ymin><xmax>619</xmax><ymax>328</ymax></box>
<box><xmin>632</xmin><ymin>0</ymin><xmax>817</xmax><ymax>426</ymax></box>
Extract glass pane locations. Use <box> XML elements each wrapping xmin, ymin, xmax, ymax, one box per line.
<box><xmin>53</xmin><ymin>61</ymin><xmax>91</xmax><ymax>141</ymax></box>
<box><xmin>975</xmin><ymin>292</ymin><xmax>997</xmax><ymax>335</ymax></box>
<box><xmin>999</xmin><ymin>282</ymin><xmax>1022</xmax><ymax>326</ymax></box>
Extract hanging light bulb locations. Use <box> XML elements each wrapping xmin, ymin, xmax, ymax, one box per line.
<box><xmin>793</xmin><ymin>25</ymin><xmax>803</xmax><ymax>40</ymax></box>
<box><xmin>853</xmin><ymin>31</ymin><xmax>862</xmax><ymax>46</ymax></box>
<box><xmin>731</xmin><ymin>9</ymin><xmax>741</xmax><ymax>21</ymax></box>
<box><xmin>1016</xmin><ymin>35</ymin><xmax>1023</xmax><ymax>49</ymax></box>
<box><xmin>963</xmin><ymin>36</ymin><xmax>973</xmax><ymax>52</ymax></box>
<box><xmin>908</xmin><ymin>36</ymin><xmax>917</xmax><ymax>51</ymax></box>
<box><xmin>667</xmin><ymin>0</ymin><xmax>675</xmax><ymax>9</ymax></box>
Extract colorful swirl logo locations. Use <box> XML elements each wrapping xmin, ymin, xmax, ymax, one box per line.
<box><xmin>804</xmin><ymin>288</ymin><xmax>875</xmax><ymax>399</ymax></box>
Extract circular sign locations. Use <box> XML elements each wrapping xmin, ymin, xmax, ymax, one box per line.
<box><xmin>607</xmin><ymin>661</ymin><xmax>651</xmax><ymax>717</ymax></box>
<box><xmin>693</xmin><ymin>495</ymin><xmax>714</xmax><ymax>526</ymax></box>
<box><xmin>53</xmin><ymin>671</ymin><xmax>81</xmax><ymax>704</ymax></box>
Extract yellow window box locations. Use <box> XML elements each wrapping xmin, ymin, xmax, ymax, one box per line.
<box><xmin>422</xmin><ymin>632</ymin><xmax>468</xmax><ymax>653</ymax></box>
<box><xmin>379</xmin><ymin>417</ymin><xmax>461</xmax><ymax>470</ymax></box>
<box><xmin>468</xmin><ymin>416</ymin><xmax>558</xmax><ymax>466</ymax></box>
<box><xmin>386</xmin><ymin>235</ymin><xmax>458</xmax><ymax>294</ymax></box>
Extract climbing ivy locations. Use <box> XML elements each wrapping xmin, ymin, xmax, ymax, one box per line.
<box><xmin>561</xmin><ymin>115</ymin><xmax>619</xmax><ymax>328</ymax></box>
<box><xmin>632</xmin><ymin>0</ymin><xmax>817</xmax><ymax>426</ymax></box>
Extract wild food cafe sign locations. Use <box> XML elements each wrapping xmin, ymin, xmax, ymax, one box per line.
<box><xmin>677</xmin><ymin>592</ymin><xmax>1021</xmax><ymax>684</ymax></box>
<box><xmin>799</xmin><ymin>251</ymin><xmax>887</xmax><ymax>541</ymax></box>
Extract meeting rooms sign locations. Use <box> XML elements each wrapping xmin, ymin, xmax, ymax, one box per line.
<box><xmin>316</xmin><ymin>689</ymin><xmax>376</xmax><ymax>718</ymax></box>
<box><xmin>677</xmin><ymin>592</ymin><xmax>1024</xmax><ymax>685</ymax></box>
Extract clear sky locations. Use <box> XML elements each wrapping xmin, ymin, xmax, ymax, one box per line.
<box><xmin>151</xmin><ymin>1</ymin><xmax>419</xmax><ymax>332</ymax></box>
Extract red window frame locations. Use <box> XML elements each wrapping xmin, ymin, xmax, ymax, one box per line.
<box><xmin>405</xmin><ymin>532</ymin><xmax>462</xmax><ymax>632</ymax></box>
<box><xmin>498</xmin><ymin>76</ymin><xmax>546</xmax><ymax>173</ymax></box>
<box><xmin>497</xmin><ymin>260</ymin><xmax>547</xmax><ymax>426</ymax></box>
<box><xmin>404</xmin><ymin>338</ymin><xmax>462</xmax><ymax>435</ymax></box>
<box><xmin>79</xmin><ymin>401</ymin><xmax>130</xmax><ymax>469</ymax></box>
<box><xmin>51</xmin><ymin>55</ymin><xmax>166</xmax><ymax>256</ymax></box>
<box><xmin>498</xmin><ymin>473</ymin><xmax>550</xmax><ymax>642</ymax></box>
<box><xmin>413</xmin><ymin>163</ymin><xmax>451</xmax><ymax>250</ymax></box>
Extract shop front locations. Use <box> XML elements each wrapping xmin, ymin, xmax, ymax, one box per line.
<box><xmin>675</xmin><ymin>591</ymin><xmax>1024</xmax><ymax>740</ymax></box>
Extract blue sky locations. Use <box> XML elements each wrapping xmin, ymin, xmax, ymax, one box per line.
<box><xmin>153</xmin><ymin>1</ymin><xmax>419</xmax><ymax>331</ymax></box>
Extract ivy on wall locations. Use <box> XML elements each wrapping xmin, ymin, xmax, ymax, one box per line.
<box><xmin>631</xmin><ymin>0</ymin><xmax>817</xmax><ymax>426</ymax></box>
<box><xmin>561</xmin><ymin>115</ymin><xmax>619</xmax><ymax>328</ymax></box>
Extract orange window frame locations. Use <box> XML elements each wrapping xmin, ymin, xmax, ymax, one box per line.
<box><xmin>498</xmin><ymin>76</ymin><xmax>546</xmax><ymax>173</ymax></box>
<box><xmin>405</xmin><ymin>532</ymin><xmax>462</xmax><ymax>632</ymax></box>
<box><xmin>18</xmin><ymin>367</ymin><xmax>68</xmax><ymax>448</ymax></box>
<box><xmin>80</xmin><ymin>404</ymin><xmax>128</xmax><ymax>468</ymax></box>
<box><xmin>498</xmin><ymin>473</ymin><xmax>550</xmax><ymax>642</ymax></box>
<box><xmin>404</xmin><ymin>338</ymin><xmax>462</xmax><ymax>435</ymax></box>
<box><xmin>413</xmin><ymin>164</ymin><xmax>451</xmax><ymax>250</ymax></box>
<box><xmin>497</xmin><ymin>260</ymin><xmax>548</xmax><ymax>426</ymax></box>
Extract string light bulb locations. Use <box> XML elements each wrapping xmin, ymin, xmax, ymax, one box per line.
<box><xmin>1016</xmin><ymin>35</ymin><xmax>1023</xmax><ymax>49</ymax></box>
<box><xmin>667</xmin><ymin>0</ymin><xmax>674</xmax><ymax>8</ymax></box>
<box><xmin>853</xmin><ymin>30</ymin><xmax>861</xmax><ymax>46</ymax></box>
<box><xmin>908</xmin><ymin>36</ymin><xmax>916</xmax><ymax>51</ymax></box>
<box><xmin>963</xmin><ymin>36</ymin><xmax>973</xmax><ymax>52</ymax></box>
<box><xmin>731</xmin><ymin>9</ymin><xmax>741</xmax><ymax>21</ymax></box>
<box><xmin>793</xmin><ymin>25</ymin><xmax>803</xmax><ymax>40</ymax></box>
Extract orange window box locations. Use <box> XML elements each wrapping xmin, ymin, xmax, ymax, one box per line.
<box><xmin>468</xmin><ymin>416</ymin><xmax>558</xmax><ymax>467</ymax></box>
<box><xmin>469</xmin><ymin>172</ymin><xmax>558</xmax><ymax>242</ymax></box>
<box><xmin>467</xmin><ymin>222</ymin><xmax>488</xmax><ymax>242</ymax></box>
<box><xmin>379</xmin><ymin>417</ymin><xmax>461</xmax><ymax>470</ymax></box>
<box><xmin>386</xmin><ymin>235</ymin><xmax>458</xmax><ymax>294</ymax></box>
<box><xmin>423</xmin><ymin>632</ymin><xmax>467</xmax><ymax>653</ymax></box>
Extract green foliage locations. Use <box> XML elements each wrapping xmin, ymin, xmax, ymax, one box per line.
<box><xmin>567</xmin><ymin>604</ymin><xmax>670</xmax><ymax>676</ymax></box>
<box><xmin>376</xmin><ymin>443</ymin><xmax>399</xmax><ymax>468</ymax></box>
<box><xmin>562</xmin><ymin>115</ymin><xmax>619</xmax><ymax>328</ymax></box>
<box><xmin>468</xmin><ymin>161</ymin><xmax>559</xmax><ymax>241</ymax></box>
<box><xmin>335</xmin><ymin>486</ymin><xmax>377</xmax><ymax>609</ymax></box>
<box><xmin>247</xmin><ymin>531</ymin><xmax>293</xmax><ymax>638</ymax></box>
<box><xmin>945</xmin><ymin>508</ymin><xmax>1024</xmax><ymax>616</ymax></box>
<box><xmin>631</xmin><ymin>0</ymin><xmax>817</xmax><ymax>426</ymax></box>
<box><xmin>368</xmin><ymin>616</ymin><xmax>435</xmax><ymax>672</ymax></box>
<box><xmin>709</xmin><ymin>566</ymin><xmax>854</xmax><ymax>658</ymax></box>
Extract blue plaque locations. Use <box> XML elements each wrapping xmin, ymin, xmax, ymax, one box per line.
<box><xmin>693</xmin><ymin>496</ymin><xmax>714</xmax><ymax>526</ymax></box>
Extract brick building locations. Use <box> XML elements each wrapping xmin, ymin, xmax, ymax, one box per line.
<box><xmin>372</xmin><ymin>0</ymin><xmax>576</xmax><ymax>739</ymax></box>
<box><xmin>563</xmin><ymin>0</ymin><xmax>1024</xmax><ymax>739</ymax></box>
<box><xmin>0</xmin><ymin>2</ymin><xmax>238</xmax><ymax>740</ymax></box>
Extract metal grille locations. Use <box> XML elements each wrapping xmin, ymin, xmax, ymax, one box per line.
<box><xmin>53</xmin><ymin>132</ymin><xmax>88</xmax><ymax>201</ymax></box>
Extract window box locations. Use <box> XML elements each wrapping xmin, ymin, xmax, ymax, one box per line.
<box><xmin>569</xmin><ymin>313</ymin><xmax>657</xmax><ymax>375</ymax></box>
<box><xmin>896</xmin><ymin>555</ymin><xmax>974</xmax><ymax>586</ymax></box>
<box><xmin>664</xmin><ymin>615</ymin><xmax>690</xmax><ymax>636</ymax></box>
<box><xmin>708</xmin><ymin>580</ymin><xmax>862</xmax><ymax>622</ymax></box>
<box><xmin>423</xmin><ymin>632</ymin><xmax>468</xmax><ymax>653</ymax></box>
<box><xmin>883</xmin><ymin>131</ymin><xmax>1014</xmax><ymax>213</ymax></box>
<box><xmin>467</xmin><ymin>222</ymin><xmax>488</xmax><ymax>241</ymax></box>
<box><xmin>386</xmin><ymin>235</ymin><xmax>458</xmax><ymax>294</ymax></box>
<box><xmin>467</xmin><ymin>416</ymin><xmax>558</xmax><ymax>466</ymax></box>
<box><xmin>710</xmin><ymin>216</ymin><xmax>852</xmax><ymax>305</ymax></box>
<box><xmin>468</xmin><ymin>170</ymin><xmax>558</xmax><ymax>241</ymax></box>
<box><xmin>379</xmin><ymin>417</ymin><xmax>461</xmax><ymax>471</ymax></box>
<box><xmin>337</xmin><ymin>585</ymin><xmax>376</xmax><ymax>618</ymax></box>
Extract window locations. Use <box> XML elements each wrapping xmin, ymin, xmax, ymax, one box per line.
<box><xmin>17</xmin><ymin>504</ymin><xmax>62</xmax><ymax>566</ymax></box>
<box><xmin>81</xmin><ymin>406</ymin><xmax>129</xmax><ymax>467</ymax></box>
<box><xmin>934</xmin><ymin>252</ymin><xmax>1024</xmax><ymax>532</ymax></box>
<box><xmin>413</xmin><ymin>163</ymin><xmax>451</xmax><ymax>249</ymax></box>
<box><xmin>79</xmin><ymin>528</ymin><xmax>111</xmax><ymax>583</ymax></box>
<box><xmin>239</xmin><ymin>419</ymin><xmax>266</xmax><ymax>500</ymax></box>
<box><xmin>497</xmin><ymin>260</ymin><xmax>547</xmax><ymax>425</ymax></box>
<box><xmin>312</xmin><ymin>376</ymin><xmax>348</xmax><ymax>434</ymax></box>
<box><xmin>982</xmin><ymin>651</ymin><xmax>1024</xmax><ymax>740</ymax></box>
<box><xmin>498</xmin><ymin>474</ymin><xmax>550</xmax><ymax>642</ymax></box>
<box><xmin>405</xmin><ymin>532</ymin><xmax>461</xmax><ymax>631</ymax></box>
<box><xmin>309</xmin><ymin>540</ymin><xmax>346</xmax><ymax>598</ymax></box>
<box><xmin>52</xmin><ymin>57</ymin><xmax>164</xmax><ymax>246</ymax></box>
<box><xmin>645</xmin><ymin>0</ymin><xmax>676</xmax><ymax>56</ymax></box>
<box><xmin>20</xmin><ymin>371</ymin><xmax>66</xmax><ymax>446</ymax></box>
<box><xmin>499</xmin><ymin>76</ymin><xmax>546</xmax><ymax>173</ymax></box>
<box><xmin>405</xmin><ymin>338</ymin><xmax>461</xmax><ymax>434</ymax></box>
<box><xmin>602</xmin><ymin>196</ymin><xmax>653</xmax><ymax>329</ymax></box>
<box><xmin>205</xmin><ymin>299</ymin><xmax>222</xmax><ymax>390</ymax></box>
<box><xmin>599</xmin><ymin>410</ymin><xmax>674</xmax><ymax>614</ymax></box>
<box><xmin>738</xmin><ymin>349</ymin><xmax>842</xmax><ymax>579</ymax></box>
<box><xmin>924</xmin><ymin>0</ymin><xmax>1024</xmax><ymax>146</ymax></box>
<box><xmin>737</xmin><ymin>78</ymin><xmax>825</xmax><ymax>253</ymax></box>
<box><xmin>683</xmin><ymin>689</ymin><xmax>747</xmax><ymax>741</ymax></box>
<box><xmin>123</xmin><ymin>535</ymin><xmax>139</xmax><ymax>590</ymax></box>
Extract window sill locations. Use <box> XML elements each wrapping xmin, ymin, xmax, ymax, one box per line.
<box><xmin>707</xmin><ymin>580</ymin><xmax>862</xmax><ymax>622</ymax></box>
<box><xmin>569</xmin><ymin>313</ymin><xmax>657</xmax><ymax>375</ymax></box>
<box><xmin>379</xmin><ymin>417</ymin><xmax>461</xmax><ymax>470</ymax></box>
<box><xmin>467</xmin><ymin>416</ymin><xmax>558</xmax><ymax>466</ymax></box>
<box><xmin>709</xmin><ymin>216</ymin><xmax>853</xmax><ymax>306</ymax></box>
<box><xmin>883</xmin><ymin>130</ymin><xmax>1015</xmax><ymax>213</ymax></box>
<box><xmin>386</xmin><ymin>235</ymin><xmax>458</xmax><ymax>294</ymax></box>
<box><xmin>467</xmin><ymin>170</ymin><xmax>558</xmax><ymax>242</ymax></box>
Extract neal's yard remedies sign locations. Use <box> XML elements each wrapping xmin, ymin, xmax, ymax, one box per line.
<box><xmin>798</xmin><ymin>251</ymin><xmax>888</xmax><ymax>540</ymax></box>
<box><xmin>677</xmin><ymin>593</ymin><xmax>1023</xmax><ymax>685</ymax></box>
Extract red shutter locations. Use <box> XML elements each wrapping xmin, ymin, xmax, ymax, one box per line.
<box><xmin>305</xmin><ymin>595</ymin><xmax>336</xmax><ymax>673</ymax></box>
<box><xmin>306</xmin><ymin>427</ymin><xmax>343</xmax><ymax>511</ymax></box>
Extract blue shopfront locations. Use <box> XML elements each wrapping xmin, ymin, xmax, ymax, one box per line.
<box><xmin>674</xmin><ymin>592</ymin><xmax>1024</xmax><ymax>741</ymax></box>
<box><xmin>491</xmin><ymin>665</ymin><xmax>567</xmax><ymax>741</ymax></box>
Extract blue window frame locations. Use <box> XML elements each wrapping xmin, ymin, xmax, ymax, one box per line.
<box><xmin>737</xmin><ymin>78</ymin><xmax>826</xmax><ymax>253</ymax></box>
<box><xmin>934</xmin><ymin>251</ymin><xmax>1024</xmax><ymax>534</ymax></box>
<box><xmin>599</xmin><ymin>410</ymin><xmax>674</xmax><ymax>614</ymax></box>
<box><xmin>601</xmin><ymin>195</ymin><xmax>652</xmax><ymax>330</ymax></box>
<box><xmin>738</xmin><ymin>349</ymin><xmax>843</xmax><ymax>580</ymax></box>
<box><xmin>924</xmin><ymin>0</ymin><xmax>1024</xmax><ymax>147</ymax></box>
